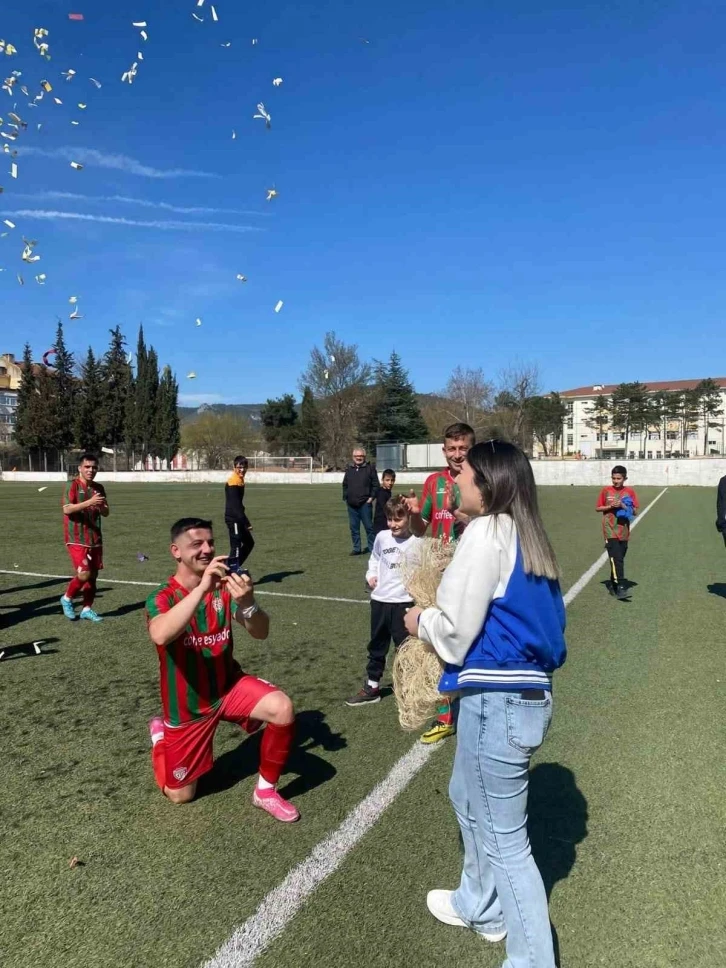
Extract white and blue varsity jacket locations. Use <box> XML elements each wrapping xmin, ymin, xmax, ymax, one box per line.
<box><xmin>418</xmin><ymin>514</ymin><xmax>566</xmax><ymax>692</ymax></box>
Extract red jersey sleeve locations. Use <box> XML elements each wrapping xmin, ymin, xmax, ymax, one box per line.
<box><xmin>64</xmin><ymin>479</ymin><xmax>79</xmax><ymax>506</ymax></box>
<box><xmin>596</xmin><ymin>487</ymin><xmax>609</xmax><ymax>509</ymax></box>
<box><xmin>146</xmin><ymin>587</ymin><xmax>175</xmax><ymax>625</ymax></box>
<box><xmin>420</xmin><ymin>475</ymin><xmax>434</xmax><ymax>524</ymax></box>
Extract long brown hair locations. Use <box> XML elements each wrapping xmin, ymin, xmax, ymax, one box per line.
<box><xmin>467</xmin><ymin>440</ymin><xmax>560</xmax><ymax>580</ymax></box>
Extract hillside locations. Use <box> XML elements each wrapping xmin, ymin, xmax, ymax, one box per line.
<box><xmin>178</xmin><ymin>402</ymin><xmax>264</xmax><ymax>425</ymax></box>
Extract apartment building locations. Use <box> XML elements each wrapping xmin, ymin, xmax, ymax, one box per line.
<box><xmin>550</xmin><ymin>378</ymin><xmax>726</xmax><ymax>460</ymax></box>
<box><xmin>0</xmin><ymin>352</ymin><xmax>23</xmax><ymax>443</ymax></box>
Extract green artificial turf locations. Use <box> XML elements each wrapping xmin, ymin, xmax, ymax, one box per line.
<box><xmin>1</xmin><ymin>483</ymin><xmax>723</xmax><ymax>968</ymax></box>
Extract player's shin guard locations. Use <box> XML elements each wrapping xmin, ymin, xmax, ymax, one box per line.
<box><xmin>151</xmin><ymin>741</ymin><xmax>166</xmax><ymax>791</ymax></box>
<box><xmin>436</xmin><ymin>700</ymin><xmax>454</xmax><ymax>726</ymax></box>
<box><xmin>65</xmin><ymin>577</ymin><xmax>84</xmax><ymax>600</ymax></box>
<box><xmin>81</xmin><ymin>577</ymin><xmax>97</xmax><ymax>609</ymax></box>
<box><xmin>259</xmin><ymin>721</ymin><xmax>295</xmax><ymax>785</ymax></box>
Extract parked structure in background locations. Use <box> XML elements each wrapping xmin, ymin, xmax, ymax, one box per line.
<box><xmin>0</xmin><ymin>353</ymin><xmax>23</xmax><ymax>443</ymax></box>
<box><xmin>546</xmin><ymin>379</ymin><xmax>726</xmax><ymax>460</ymax></box>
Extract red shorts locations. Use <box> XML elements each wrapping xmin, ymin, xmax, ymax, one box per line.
<box><xmin>161</xmin><ymin>675</ymin><xmax>278</xmax><ymax>789</ymax></box>
<box><xmin>67</xmin><ymin>544</ymin><xmax>103</xmax><ymax>573</ymax></box>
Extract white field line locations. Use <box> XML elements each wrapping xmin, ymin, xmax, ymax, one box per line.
<box><xmin>200</xmin><ymin>485</ymin><xmax>671</xmax><ymax>968</ymax></box>
<box><xmin>0</xmin><ymin>569</ymin><xmax>367</xmax><ymax>605</ymax></box>
<box><xmin>562</xmin><ymin>486</ymin><xmax>668</xmax><ymax>605</ymax></box>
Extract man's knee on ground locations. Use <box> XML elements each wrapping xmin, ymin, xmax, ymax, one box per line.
<box><xmin>165</xmin><ymin>783</ymin><xmax>197</xmax><ymax>804</ymax></box>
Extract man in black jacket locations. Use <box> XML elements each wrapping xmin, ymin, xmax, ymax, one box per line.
<box><xmin>717</xmin><ymin>474</ymin><xmax>726</xmax><ymax>547</ymax></box>
<box><xmin>342</xmin><ymin>447</ymin><xmax>380</xmax><ymax>556</ymax></box>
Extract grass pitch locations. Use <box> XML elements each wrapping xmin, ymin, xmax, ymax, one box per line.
<box><xmin>1</xmin><ymin>482</ymin><xmax>725</xmax><ymax>968</ymax></box>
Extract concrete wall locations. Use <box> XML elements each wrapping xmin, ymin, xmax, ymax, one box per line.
<box><xmin>3</xmin><ymin>458</ymin><xmax>726</xmax><ymax>487</ymax></box>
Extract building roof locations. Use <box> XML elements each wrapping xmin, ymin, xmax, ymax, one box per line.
<box><xmin>560</xmin><ymin>378</ymin><xmax>726</xmax><ymax>398</ymax></box>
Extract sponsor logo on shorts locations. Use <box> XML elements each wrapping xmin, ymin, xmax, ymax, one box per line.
<box><xmin>172</xmin><ymin>766</ymin><xmax>188</xmax><ymax>782</ymax></box>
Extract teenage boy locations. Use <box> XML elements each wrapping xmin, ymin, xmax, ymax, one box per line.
<box><xmin>596</xmin><ymin>465</ymin><xmax>639</xmax><ymax>600</ymax></box>
<box><xmin>60</xmin><ymin>453</ymin><xmax>109</xmax><ymax>623</ymax></box>
<box><xmin>373</xmin><ymin>469</ymin><xmax>397</xmax><ymax>535</ymax></box>
<box><xmin>405</xmin><ymin>422</ymin><xmax>475</xmax><ymax>743</ymax></box>
<box><xmin>146</xmin><ymin>518</ymin><xmax>299</xmax><ymax>822</ymax></box>
<box><xmin>225</xmin><ymin>455</ymin><xmax>255</xmax><ymax>567</ymax></box>
<box><xmin>345</xmin><ymin>496</ymin><xmax>421</xmax><ymax>705</ymax></box>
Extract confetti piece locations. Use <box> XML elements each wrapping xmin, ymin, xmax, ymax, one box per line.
<box><xmin>192</xmin><ymin>13</ymin><xmax>203</xmax><ymax>22</ymax></box>
<box><xmin>231</xmin><ymin>129</ymin><xmax>236</xmax><ymax>139</ymax></box>
<box><xmin>195</xmin><ymin>317</ymin><xmax>202</xmax><ymax>326</ymax></box>
<box><xmin>0</xmin><ymin>40</ymin><xmax>18</xmax><ymax>57</ymax></box>
<box><xmin>274</xmin><ymin>300</ymin><xmax>283</xmax><ymax>313</ymax></box>
<box><xmin>211</xmin><ymin>6</ymin><xmax>218</xmax><ymax>21</ymax></box>
<box><xmin>20</xmin><ymin>84</ymin><xmax>29</xmax><ymax>95</ymax></box>
<box><xmin>121</xmin><ymin>62</ymin><xmax>138</xmax><ymax>83</ymax></box>
<box><xmin>186</xmin><ymin>371</ymin><xmax>197</xmax><ymax>379</ymax></box>
<box><xmin>272</xmin><ymin>77</ymin><xmax>283</xmax><ymax>86</ymax></box>
<box><xmin>71</xmin><ymin>120</ymin><xmax>79</xmax><ymax>125</ymax></box>
<box><xmin>68</xmin><ymin>13</ymin><xmax>84</xmax><ymax>21</ymax></box>
<box><xmin>62</xmin><ymin>69</ymin><xmax>77</xmax><ymax>81</ymax></box>
<box><xmin>137</xmin><ymin>51</ymin><xmax>144</xmax><ymax>60</ymax></box>
<box><xmin>17</xmin><ymin>273</ymin><xmax>24</xmax><ymax>285</ymax></box>
<box><xmin>89</xmin><ymin>77</ymin><xmax>101</xmax><ymax>88</ymax></box>
<box><xmin>69</xmin><ymin>856</ymin><xmax>80</xmax><ymax>869</ymax></box>
<box><xmin>69</xmin><ymin>295</ymin><xmax>78</xmax><ymax>303</ymax></box>
<box><xmin>10</xmin><ymin>161</ymin><xmax>17</xmax><ymax>178</ymax></box>
<box><xmin>126</xmin><ymin>352</ymin><xmax>133</xmax><ymax>364</ymax></box>
<box><xmin>69</xmin><ymin>308</ymin><xmax>83</xmax><ymax>319</ymax></box>
<box><xmin>41</xmin><ymin>79</ymin><xmax>52</xmax><ymax>92</ymax></box>
<box><xmin>324</xmin><ymin>369</ymin><xmax>329</xmax><ymax>380</ymax></box>
<box><xmin>132</xmin><ymin>21</ymin><xmax>147</xmax><ymax>27</ymax></box>
<box><xmin>22</xmin><ymin>243</ymin><xmax>40</xmax><ymax>263</ymax></box>
<box><xmin>265</xmin><ymin>187</ymin><xmax>277</xmax><ymax>201</ymax></box>
<box><xmin>254</xmin><ymin>103</ymin><xmax>271</xmax><ymax>128</ymax></box>
<box><xmin>236</xmin><ymin>273</ymin><xmax>247</xmax><ymax>282</ymax></box>
<box><xmin>2</xmin><ymin>218</ymin><xmax>14</xmax><ymax>228</ymax></box>
<box><xmin>37</xmin><ymin>486</ymin><xmax>48</xmax><ymax>492</ymax></box>
<box><xmin>35</xmin><ymin>272</ymin><xmax>46</xmax><ymax>284</ymax></box>
<box><xmin>220</xmin><ymin>41</ymin><xmax>231</xmax><ymax>47</ymax></box>
<box><xmin>54</xmin><ymin>97</ymin><xmax>63</xmax><ymax>104</ymax></box>
<box><xmin>197</xmin><ymin>0</ymin><xmax>205</xmax><ymax>6</ymax></box>
<box><xmin>251</xmin><ymin>38</ymin><xmax>258</xmax><ymax>45</ymax></box>
<box><xmin>78</xmin><ymin>102</ymin><xmax>87</xmax><ymax>109</ymax></box>
<box><xmin>140</xmin><ymin>30</ymin><xmax>148</xmax><ymax>41</ymax></box>
<box><xmin>70</xmin><ymin>161</ymin><xmax>83</xmax><ymax>169</ymax></box>
<box><xmin>137</xmin><ymin>552</ymin><xmax>149</xmax><ymax>562</ymax></box>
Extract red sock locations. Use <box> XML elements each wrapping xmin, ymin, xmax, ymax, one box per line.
<box><xmin>152</xmin><ymin>740</ymin><xmax>166</xmax><ymax>791</ymax></box>
<box><xmin>259</xmin><ymin>721</ymin><xmax>295</xmax><ymax>785</ymax></box>
<box><xmin>437</xmin><ymin>702</ymin><xmax>454</xmax><ymax>726</ymax></box>
<box><xmin>65</xmin><ymin>577</ymin><xmax>84</xmax><ymax>599</ymax></box>
<box><xmin>81</xmin><ymin>578</ymin><xmax>96</xmax><ymax>609</ymax></box>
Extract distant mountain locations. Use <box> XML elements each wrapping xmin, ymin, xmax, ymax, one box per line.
<box><xmin>178</xmin><ymin>402</ymin><xmax>264</xmax><ymax>425</ymax></box>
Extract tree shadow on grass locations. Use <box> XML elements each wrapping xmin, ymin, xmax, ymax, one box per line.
<box><xmin>707</xmin><ymin>583</ymin><xmax>726</xmax><ymax>599</ymax></box>
<box><xmin>0</xmin><ymin>594</ymin><xmax>69</xmax><ymax>630</ymax></box>
<box><xmin>0</xmin><ymin>577</ymin><xmax>65</xmax><ymax>595</ymax></box>
<box><xmin>0</xmin><ymin>636</ymin><xmax>60</xmax><ymax>661</ymax></box>
<box><xmin>102</xmin><ymin>598</ymin><xmax>146</xmax><ymax>618</ymax></box>
<box><xmin>197</xmin><ymin>708</ymin><xmax>346</xmax><ymax>801</ymax></box>
<box><xmin>529</xmin><ymin>763</ymin><xmax>589</xmax><ymax>967</ymax></box>
<box><xmin>255</xmin><ymin>570</ymin><xmax>305</xmax><ymax>586</ymax></box>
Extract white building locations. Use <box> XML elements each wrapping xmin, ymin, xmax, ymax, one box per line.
<box><xmin>552</xmin><ymin>378</ymin><xmax>726</xmax><ymax>460</ymax></box>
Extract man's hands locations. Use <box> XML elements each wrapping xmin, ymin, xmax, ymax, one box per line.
<box><xmin>404</xmin><ymin>489</ymin><xmax>421</xmax><ymax>515</ymax></box>
<box><xmin>88</xmin><ymin>492</ymin><xmax>106</xmax><ymax>508</ymax></box>
<box><xmin>224</xmin><ymin>570</ymin><xmax>256</xmax><ymax>609</ymax></box>
<box><xmin>198</xmin><ymin>555</ymin><xmax>230</xmax><ymax>595</ymax></box>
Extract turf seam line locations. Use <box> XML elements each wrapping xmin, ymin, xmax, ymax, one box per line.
<box><xmin>0</xmin><ymin>570</ymin><xmax>368</xmax><ymax>605</ymax></box>
<box><xmin>562</xmin><ymin>487</ymin><xmax>668</xmax><ymax>605</ymax></box>
<box><xmin>197</xmin><ymin>486</ymin><xmax>671</xmax><ymax>968</ymax></box>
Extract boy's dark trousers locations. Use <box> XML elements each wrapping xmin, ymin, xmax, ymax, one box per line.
<box><xmin>227</xmin><ymin>518</ymin><xmax>255</xmax><ymax>566</ymax></box>
<box><xmin>606</xmin><ymin>538</ymin><xmax>628</xmax><ymax>585</ymax></box>
<box><xmin>366</xmin><ymin>599</ymin><xmax>414</xmax><ymax>683</ymax></box>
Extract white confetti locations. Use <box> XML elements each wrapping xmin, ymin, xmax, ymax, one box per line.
<box><xmin>192</xmin><ymin>13</ymin><xmax>203</xmax><ymax>21</ymax></box>
<box><xmin>35</xmin><ymin>272</ymin><xmax>46</xmax><ymax>284</ymax></box>
<box><xmin>69</xmin><ymin>295</ymin><xmax>78</xmax><ymax>303</ymax></box>
<box><xmin>71</xmin><ymin>120</ymin><xmax>80</xmax><ymax>125</ymax></box>
<box><xmin>22</xmin><ymin>243</ymin><xmax>40</xmax><ymax>263</ymax></box>
<box><xmin>265</xmin><ymin>187</ymin><xmax>278</xmax><ymax>201</ymax></box>
<box><xmin>10</xmin><ymin>161</ymin><xmax>17</xmax><ymax>178</ymax></box>
<box><xmin>186</xmin><ymin>371</ymin><xmax>197</xmax><ymax>379</ymax></box>
<box><xmin>62</xmin><ymin>69</ymin><xmax>77</xmax><ymax>81</ymax></box>
<box><xmin>2</xmin><ymin>218</ymin><xmax>15</xmax><ymax>228</ymax></box>
<box><xmin>137</xmin><ymin>51</ymin><xmax>144</xmax><ymax>61</ymax></box>
<box><xmin>37</xmin><ymin>486</ymin><xmax>48</xmax><ymax>492</ymax></box>
<box><xmin>220</xmin><ymin>41</ymin><xmax>231</xmax><ymax>47</ymax></box>
<box><xmin>53</xmin><ymin>97</ymin><xmax>63</xmax><ymax>104</ymax></box>
<box><xmin>121</xmin><ymin>61</ymin><xmax>138</xmax><ymax>83</ymax></box>
<box><xmin>69</xmin><ymin>308</ymin><xmax>83</xmax><ymax>319</ymax></box>
<box><xmin>274</xmin><ymin>300</ymin><xmax>283</xmax><ymax>313</ymax></box>
<box><xmin>17</xmin><ymin>273</ymin><xmax>23</xmax><ymax>285</ymax></box>
<box><xmin>195</xmin><ymin>317</ymin><xmax>202</xmax><ymax>326</ymax></box>
<box><xmin>197</xmin><ymin>0</ymin><xmax>205</xmax><ymax>6</ymax></box>
<box><xmin>235</xmin><ymin>273</ymin><xmax>247</xmax><ymax>282</ymax></box>
<box><xmin>89</xmin><ymin>77</ymin><xmax>102</xmax><ymax>88</ymax></box>
<box><xmin>252</xmin><ymin>38</ymin><xmax>258</xmax><ymax>45</ymax></box>
<box><xmin>211</xmin><ymin>6</ymin><xmax>219</xmax><ymax>21</ymax></box>
<box><xmin>132</xmin><ymin>21</ymin><xmax>147</xmax><ymax>27</ymax></box>
<box><xmin>78</xmin><ymin>102</ymin><xmax>87</xmax><ymax>109</ymax></box>
<box><xmin>272</xmin><ymin>77</ymin><xmax>283</xmax><ymax>86</ymax></box>
<box><xmin>254</xmin><ymin>102</ymin><xmax>271</xmax><ymax>128</ymax></box>
<box><xmin>140</xmin><ymin>30</ymin><xmax>148</xmax><ymax>41</ymax></box>
<box><xmin>126</xmin><ymin>352</ymin><xmax>133</xmax><ymax>364</ymax></box>
<box><xmin>70</xmin><ymin>161</ymin><xmax>83</xmax><ymax>170</ymax></box>
<box><xmin>231</xmin><ymin>129</ymin><xmax>236</xmax><ymax>139</ymax></box>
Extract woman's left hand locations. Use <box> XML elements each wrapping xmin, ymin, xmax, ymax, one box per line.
<box><xmin>404</xmin><ymin>606</ymin><xmax>423</xmax><ymax>637</ymax></box>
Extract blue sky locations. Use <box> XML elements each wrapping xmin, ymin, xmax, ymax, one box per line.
<box><xmin>2</xmin><ymin>0</ymin><xmax>726</xmax><ymax>405</ymax></box>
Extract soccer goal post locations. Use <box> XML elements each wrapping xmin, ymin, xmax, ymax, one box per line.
<box><xmin>248</xmin><ymin>455</ymin><xmax>316</xmax><ymax>482</ymax></box>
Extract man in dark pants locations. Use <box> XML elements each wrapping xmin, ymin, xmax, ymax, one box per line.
<box><xmin>225</xmin><ymin>455</ymin><xmax>255</xmax><ymax>567</ymax></box>
<box><xmin>716</xmin><ymin>475</ymin><xmax>726</xmax><ymax>546</ymax></box>
<box><xmin>342</xmin><ymin>446</ymin><xmax>379</xmax><ymax>556</ymax></box>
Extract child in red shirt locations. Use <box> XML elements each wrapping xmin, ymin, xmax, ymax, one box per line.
<box><xmin>596</xmin><ymin>465</ymin><xmax>639</xmax><ymax>600</ymax></box>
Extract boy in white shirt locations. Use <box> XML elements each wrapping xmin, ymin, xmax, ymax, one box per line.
<box><xmin>345</xmin><ymin>496</ymin><xmax>421</xmax><ymax>706</ymax></box>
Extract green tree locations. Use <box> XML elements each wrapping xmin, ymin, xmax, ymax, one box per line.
<box><xmin>181</xmin><ymin>411</ymin><xmax>260</xmax><ymax>469</ymax></box>
<box><xmin>124</xmin><ymin>326</ymin><xmax>147</xmax><ymax>465</ymax></box>
<box><xmin>14</xmin><ymin>342</ymin><xmax>39</xmax><ymax>468</ymax></box>
<box><xmin>650</xmin><ymin>390</ymin><xmax>679</xmax><ymax>456</ymax></box>
<box><xmin>34</xmin><ymin>363</ymin><xmax>62</xmax><ymax>471</ymax></box>
<box><xmin>51</xmin><ymin>321</ymin><xmax>76</xmax><ymax>469</ymax></box>
<box><xmin>74</xmin><ymin>347</ymin><xmax>103</xmax><ymax>453</ymax></box>
<box><xmin>100</xmin><ymin>326</ymin><xmax>132</xmax><ymax>471</ymax></box>
<box><xmin>673</xmin><ymin>389</ymin><xmax>700</xmax><ymax>455</ymax></box>
<box><xmin>694</xmin><ymin>378</ymin><xmax>724</xmax><ymax>455</ymax></box>
<box><xmin>152</xmin><ymin>365</ymin><xmax>180</xmax><ymax>466</ymax></box>
<box><xmin>610</xmin><ymin>382</ymin><xmax>649</xmax><ymax>456</ymax></box>
<box><xmin>525</xmin><ymin>393</ymin><xmax>567</xmax><ymax>457</ymax></box>
<box><xmin>298</xmin><ymin>385</ymin><xmax>321</xmax><ymax>458</ymax></box>
<box><xmin>584</xmin><ymin>394</ymin><xmax>611</xmax><ymax>457</ymax></box>
<box><xmin>362</xmin><ymin>351</ymin><xmax>428</xmax><ymax>448</ymax></box>
<box><xmin>260</xmin><ymin>393</ymin><xmax>299</xmax><ymax>454</ymax></box>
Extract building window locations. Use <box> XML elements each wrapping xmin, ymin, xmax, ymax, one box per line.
<box><xmin>687</xmin><ymin>432</ymin><xmax>698</xmax><ymax>439</ymax></box>
<box><xmin>567</xmin><ymin>416</ymin><xmax>573</xmax><ymax>429</ymax></box>
<box><xmin>709</xmin><ymin>440</ymin><xmax>717</xmax><ymax>446</ymax></box>
<box><xmin>647</xmin><ymin>451</ymin><xmax>653</xmax><ymax>459</ymax></box>
<box><xmin>597</xmin><ymin>433</ymin><xmax>609</xmax><ymax>441</ymax></box>
<box><xmin>628</xmin><ymin>451</ymin><xmax>635</xmax><ymax>460</ymax></box>
<box><xmin>656</xmin><ymin>451</ymin><xmax>662</xmax><ymax>459</ymax></box>
<box><xmin>667</xmin><ymin>431</ymin><xmax>677</xmax><ymax>440</ymax></box>
<box><xmin>648</xmin><ymin>432</ymin><xmax>660</xmax><ymax>440</ymax></box>
<box><xmin>567</xmin><ymin>434</ymin><xmax>573</xmax><ymax>447</ymax></box>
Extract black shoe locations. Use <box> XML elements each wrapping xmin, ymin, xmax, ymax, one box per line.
<box><xmin>349</xmin><ymin>550</ymin><xmax>362</xmax><ymax>557</ymax></box>
<box><xmin>345</xmin><ymin>684</ymin><xmax>381</xmax><ymax>706</ymax></box>
<box><xmin>616</xmin><ymin>584</ymin><xmax>629</xmax><ymax>600</ymax></box>
<box><xmin>607</xmin><ymin>581</ymin><xmax>617</xmax><ymax>597</ymax></box>
<box><xmin>362</xmin><ymin>548</ymin><xmax>371</xmax><ymax>555</ymax></box>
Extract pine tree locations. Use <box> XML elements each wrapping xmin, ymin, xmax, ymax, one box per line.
<box><xmin>362</xmin><ymin>352</ymin><xmax>428</xmax><ymax>447</ymax></box>
<box><xmin>100</xmin><ymin>326</ymin><xmax>132</xmax><ymax>471</ymax></box>
<box><xmin>261</xmin><ymin>394</ymin><xmax>299</xmax><ymax>454</ymax></box>
<box><xmin>52</xmin><ymin>321</ymin><xmax>76</xmax><ymax>469</ymax></box>
<box><xmin>124</xmin><ymin>326</ymin><xmax>147</xmax><ymax>466</ymax></box>
<box><xmin>75</xmin><ymin>347</ymin><xmax>103</xmax><ymax>453</ymax></box>
<box><xmin>153</xmin><ymin>365</ymin><xmax>180</xmax><ymax>466</ymax></box>
<box><xmin>694</xmin><ymin>378</ymin><xmax>724</xmax><ymax>455</ymax></box>
<box><xmin>298</xmin><ymin>385</ymin><xmax>321</xmax><ymax>458</ymax></box>
<box><xmin>14</xmin><ymin>343</ymin><xmax>39</xmax><ymax>469</ymax></box>
<box><xmin>144</xmin><ymin>346</ymin><xmax>160</xmax><ymax>462</ymax></box>
<box><xmin>34</xmin><ymin>363</ymin><xmax>61</xmax><ymax>472</ymax></box>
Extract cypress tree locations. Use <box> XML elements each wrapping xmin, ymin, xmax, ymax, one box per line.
<box><xmin>52</xmin><ymin>321</ymin><xmax>76</xmax><ymax>469</ymax></box>
<box><xmin>14</xmin><ymin>343</ymin><xmax>40</xmax><ymax>469</ymax></box>
<box><xmin>153</xmin><ymin>365</ymin><xmax>180</xmax><ymax>466</ymax></box>
<box><xmin>124</xmin><ymin>326</ymin><xmax>147</xmax><ymax>466</ymax></box>
<box><xmin>144</xmin><ymin>346</ymin><xmax>160</xmax><ymax>461</ymax></box>
<box><xmin>100</xmin><ymin>326</ymin><xmax>132</xmax><ymax>471</ymax></box>
<box><xmin>299</xmin><ymin>385</ymin><xmax>321</xmax><ymax>458</ymax></box>
<box><xmin>75</xmin><ymin>347</ymin><xmax>103</xmax><ymax>453</ymax></box>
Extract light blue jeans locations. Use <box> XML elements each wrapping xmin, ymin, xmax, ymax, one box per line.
<box><xmin>449</xmin><ymin>689</ymin><xmax>555</xmax><ymax>968</ymax></box>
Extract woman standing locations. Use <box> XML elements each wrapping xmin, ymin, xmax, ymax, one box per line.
<box><xmin>404</xmin><ymin>440</ymin><xmax>566</xmax><ymax>968</ymax></box>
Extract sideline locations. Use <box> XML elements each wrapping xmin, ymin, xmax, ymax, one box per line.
<box><xmin>200</xmin><ymin>488</ymin><xmax>670</xmax><ymax>967</ymax></box>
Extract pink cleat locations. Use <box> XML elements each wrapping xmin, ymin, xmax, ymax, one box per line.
<box><xmin>148</xmin><ymin>716</ymin><xmax>165</xmax><ymax>746</ymax></box>
<box><xmin>252</xmin><ymin>787</ymin><xmax>300</xmax><ymax>823</ymax></box>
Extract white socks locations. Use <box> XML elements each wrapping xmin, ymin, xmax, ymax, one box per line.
<box><xmin>367</xmin><ymin>679</ymin><xmax>379</xmax><ymax>690</ymax></box>
<box><xmin>257</xmin><ymin>776</ymin><xmax>274</xmax><ymax>791</ymax></box>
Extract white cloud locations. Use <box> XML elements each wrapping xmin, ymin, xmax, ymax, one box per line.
<box><xmin>1</xmin><ymin>209</ymin><xmax>261</xmax><ymax>234</ymax></box>
<box><xmin>12</xmin><ymin>190</ymin><xmax>267</xmax><ymax>217</ymax></box>
<box><xmin>19</xmin><ymin>146</ymin><xmax>218</xmax><ymax>179</ymax></box>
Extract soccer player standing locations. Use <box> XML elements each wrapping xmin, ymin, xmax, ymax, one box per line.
<box><xmin>596</xmin><ymin>464</ymin><xmax>639</xmax><ymax>600</ymax></box>
<box><xmin>60</xmin><ymin>453</ymin><xmax>108</xmax><ymax>622</ymax></box>
<box><xmin>405</xmin><ymin>422</ymin><xmax>475</xmax><ymax>743</ymax></box>
<box><xmin>146</xmin><ymin>518</ymin><xmax>299</xmax><ymax>821</ymax></box>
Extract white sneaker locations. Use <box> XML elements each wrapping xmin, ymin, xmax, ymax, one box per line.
<box><xmin>426</xmin><ymin>890</ymin><xmax>507</xmax><ymax>943</ymax></box>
